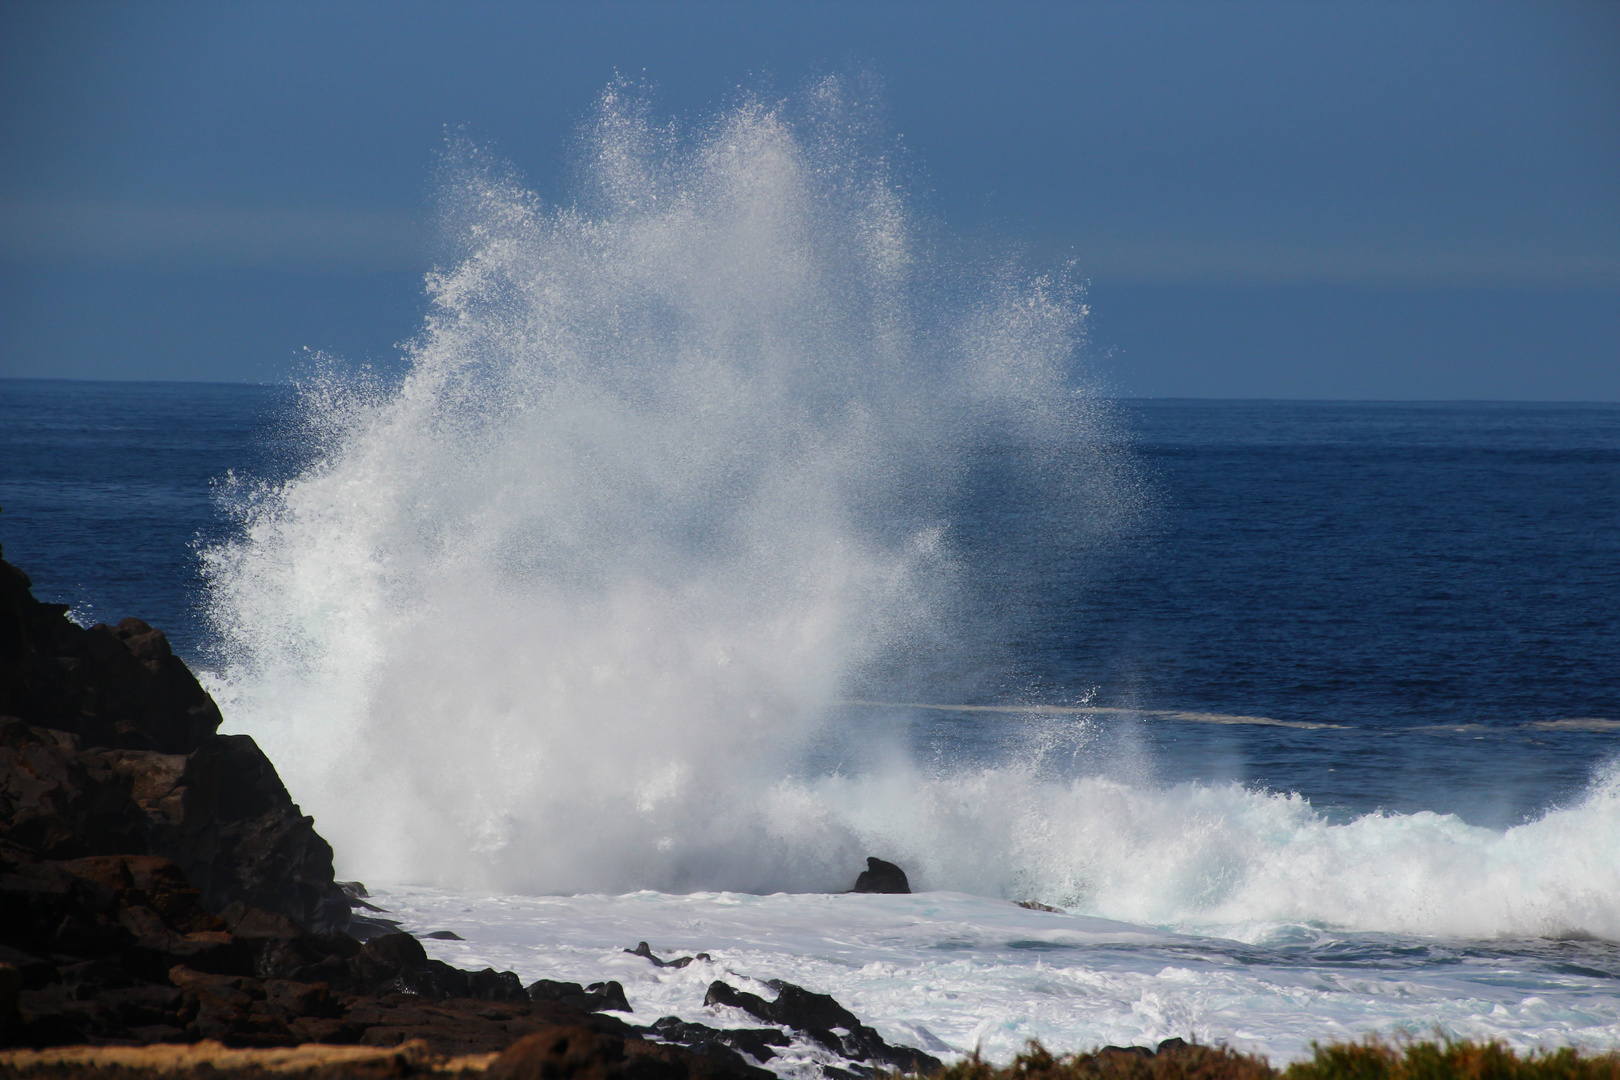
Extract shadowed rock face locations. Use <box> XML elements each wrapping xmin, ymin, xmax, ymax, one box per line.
<box><xmin>0</xmin><ymin>557</ymin><xmax>349</xmax><ymax>935</ymax></box>
<box><xmin>0</xmin><ymin>560</ymin><xmax>219</xmax><ymax>756</ymax></box>
<box><xmin>0</xmin><ymin>816</ymin><xmax>558</xmax><ymax>1048</ymax></box>
<box><xmin>0</xmin><ymin>555</ymin><xmax>777</xmax><ymax>1072</ymax></box>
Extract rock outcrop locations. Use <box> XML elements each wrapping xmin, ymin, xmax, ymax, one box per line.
<box><xmin>0</xmin><ymin>805</ymin><xmax>554</xmax><ymax>1048</ymax></box>
<box><xmin>849</xmin><ymin>857</ymin><xmax>909</xmax><ymax>895</ymax></box>
<box><xmin>528</xmin><ymin>979</ymin><xmax>633</xmax><ymax>1015</ymax></box>
<box><xmin>1</xmin><ymin>557</ymin><xmax>348</xmax><ymax>934</ymax></box>
<box><xmin>0</xmin><ymin>555</ymin><xmax>656</xmax><ymax>1057</ymax></box>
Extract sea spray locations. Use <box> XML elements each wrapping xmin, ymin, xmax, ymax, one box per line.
<box><xmin>201</xmin><ymin>81</ymin><xmax>1620</xmax><ymax>942</ymax></box>
<box><xmin>202</xmin><ymin>79</ymin><xmax>1120</xmax><ymax>894</ymax></box>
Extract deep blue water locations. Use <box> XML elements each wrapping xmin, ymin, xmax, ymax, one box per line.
<box><xmin>917</xmin><ymin>399</ymin><xmax>1620</xmax><ymax>827</ymax></box>
<box><xmin>0</xmin><ymin>379</ymin><xmax>296</xmax><ymax>652</ymax></box>
<box><xmin>3</xmin><ymin>379</ymin><xmax>1616</xmax><ymax>828</ymax></box>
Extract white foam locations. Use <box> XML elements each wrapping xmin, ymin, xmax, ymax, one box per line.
<box><xmin>366</xmin><ymin>886</ymin><xmax>1620</xmax><ymax>1068</ymax></box>
<box><xmin>791</xmin><ymin>762</ymin><xmax>1620</xmax><ymax>942</ymax></box>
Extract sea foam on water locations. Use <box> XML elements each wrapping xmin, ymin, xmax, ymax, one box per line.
<box><xmin>202</xmin><ymin>81</ymin><xmax>1620</xmax><ymax>946</ymax></box>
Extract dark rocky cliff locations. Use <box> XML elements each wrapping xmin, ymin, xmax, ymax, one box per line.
<box><xmin>1</xmin><ymin>556</ymin><xmax>349</xmax><ymax>935</ymax></box>
<box><xmin>0</xmin><ymin>555</ymin><xmax>653</xmax><ymax>1057</ymax></box>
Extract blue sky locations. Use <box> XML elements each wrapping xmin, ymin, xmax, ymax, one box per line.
<box><xmin>2</xmin><ymin>0</ymin><xmax>1616</xmax><ymax>398</ymax></box>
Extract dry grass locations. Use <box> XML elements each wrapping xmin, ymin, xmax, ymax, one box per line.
<box><xmin>0</xmin><ymin>1039</ymin><xmax>495</xmax><ymax>1077</ymax></box>
<box><xmin>2</xmin><ymin>1036</ymin><xmax>1617</xmax><ymax>1079</ymax></box>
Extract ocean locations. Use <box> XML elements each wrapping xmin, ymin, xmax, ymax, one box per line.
<box><xmin>2</xmin><ymin>87</ymin><xmax>1618</xmax><ymax>1068</ymax></box>
<box><xmin>4</xmin><ymin>380</ymin><xmax>1616</xmax><ymax>1064</ymax></box>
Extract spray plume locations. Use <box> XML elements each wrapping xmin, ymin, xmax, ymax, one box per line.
<box><xmin>204</xmin><ymin>79</ymin><xmax>1105</xmax><ymax>894</ymax></box>
<box><xmin>203</xmin><ymin>82</ymin><xmax>1619</xmax><ymax>942</ymax></box>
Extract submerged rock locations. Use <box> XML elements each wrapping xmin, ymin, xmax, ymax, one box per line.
<box><xmin>850</xmin><ymin>856</ymin><xmax>910</xmax><ymax>894</ymax></box>
<box><xmin>625</xmin><ymin>941</ymin><xmax>710</xmax><ymax>969</ymax></box>
<box><xmin>1014</xmin><ymin>899</ymin><xmax>1062</xmax><ymax>913</ymax></box>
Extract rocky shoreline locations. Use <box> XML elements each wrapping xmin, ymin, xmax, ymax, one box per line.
<box><xmin>0</xmin><ymin>552</ymin><xmax>945</xmax><ymax>1077</ymax></box>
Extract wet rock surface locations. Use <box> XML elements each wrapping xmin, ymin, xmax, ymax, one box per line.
<box><xmin>704</xmin><ymin>979</ymin><xmax>942</xmax><ymax>1074</ymax></box>
<box><xmin>527</xmin><ymin>979</ymin><xmax>633</xmax><ymax>1015</ymax></box>
<box><xmin>649</xmin><ymin>1017</ymin><xmax>791</xmax><ymax>1066</ymax></box>
<box><xmin>849</xmin><ymin>857</ymin><xmax>909</xmax><ymax>895</ymax></box>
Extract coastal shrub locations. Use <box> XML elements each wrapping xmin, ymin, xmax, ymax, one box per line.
<box><xmin>1283</xmin><ymin>1038</ymin><xmax>1620</xmax><ymax>1080</ymax></box>
<box><xmin>929</xmin><ymin>1040</ymin><xmax>1620</xmax><ymax>1080</ymax></box>
<box><xmin>933</xmin><ymin>1041</ymin><xmax>1275</xmax><ymax>1080</ymax></box>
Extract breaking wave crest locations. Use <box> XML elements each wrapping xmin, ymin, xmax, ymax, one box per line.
<box><xmin>778</xmin><ymin>759</ymin><xmax>1620</xmax><ymax>941</ymax></box>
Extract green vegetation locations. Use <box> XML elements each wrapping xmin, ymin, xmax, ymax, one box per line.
<box><xmin>929</xmin><ymin>1039</ymin><xmax>1620</xmax><ymax>1080</ymax></box>
<box><xmin>1286</xmin><ymin>1039</ymin><xmax>1620</xmax><ymax>1080</ymax></box>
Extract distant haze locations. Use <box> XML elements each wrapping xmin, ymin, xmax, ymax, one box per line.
<box><xmin>2</xmin><ymin>0</ymin><xmax>1616</xmax><ymax>398</ymax></box>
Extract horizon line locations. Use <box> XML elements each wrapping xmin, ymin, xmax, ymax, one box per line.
<box><xmin>2</xmin><ymin>375</ymin><xmax>1616</xmax><ymax>406</ymax></box>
